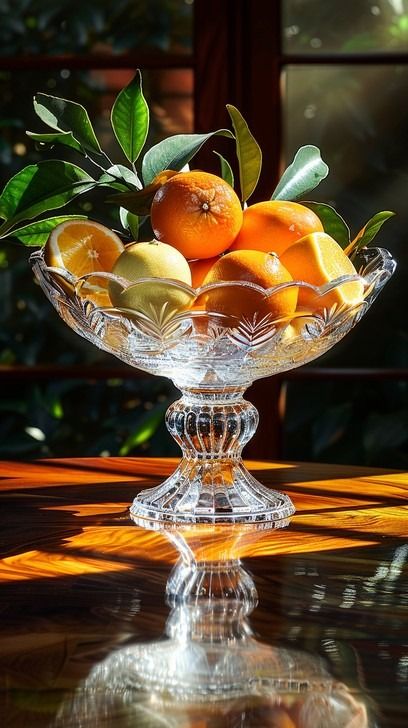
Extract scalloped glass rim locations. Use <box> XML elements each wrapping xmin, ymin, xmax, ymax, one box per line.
<box><xmin>29</xmin><ymin>244</ymin><xmax>396</xmax><ymax>392</ymax></box>
<box><xmin>36</xmin><ymin>252</ymin><xmax>380</xmax><ymax>300</ymax></box>
<box><xmin>32</xmin><ymin>245</ymin><xmax>395</xmax><ymax>318</ymax></box>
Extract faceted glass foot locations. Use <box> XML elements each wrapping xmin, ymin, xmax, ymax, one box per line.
<box><xmin>130</xmin><ymin>459</ymin><xmax>294</xmax><ymax>524</ymax></box>
<box><xmin>130</xmin><ymin>388</ymin><xmax>295</xmax><ymax>525</ymax></box>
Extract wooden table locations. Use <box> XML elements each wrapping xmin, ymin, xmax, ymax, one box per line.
<box><xmin>0</xmin><ymin>457</ymin><xmax>407</xmax><ymax>727</ymax></box>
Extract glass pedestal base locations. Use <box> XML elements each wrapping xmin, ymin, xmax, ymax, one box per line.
<box><xmin>130</xmin><ymin>388</ymin><xmax>295</xmax><ymax>525</ymax></box>
<box><xmin>130</xmin><ymin>458</ymin><xmax>294</xmax><ymax>524</ymax></box>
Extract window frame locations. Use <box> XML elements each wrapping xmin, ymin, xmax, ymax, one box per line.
<box><xmin>194</xmin><ymin>0</ymin><xmax>408</xmax><ymax>458</ymax></box>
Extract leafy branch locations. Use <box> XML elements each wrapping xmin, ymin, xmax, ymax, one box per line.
<box><xmin>0</xmin><ymin>68</ymin><xmax>335</xmax><ymax>246</ymax></box>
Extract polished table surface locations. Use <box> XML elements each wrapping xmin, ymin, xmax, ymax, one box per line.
<box><xmin>0</xmin><ymin>457</ymin><xmax>407</xmax><ymax>727</ymax></box>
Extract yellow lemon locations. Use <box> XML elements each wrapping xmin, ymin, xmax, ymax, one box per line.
<box><xmin>109</xmin><ymin>240</ymin><xmax>193</xmax><ymax>318</ymax></box>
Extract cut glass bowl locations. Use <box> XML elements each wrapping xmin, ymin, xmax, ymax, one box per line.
<box><xmin>31</xmin><ymin>245</ymin><xmax>396</xmax><ymax>525</ymax></box>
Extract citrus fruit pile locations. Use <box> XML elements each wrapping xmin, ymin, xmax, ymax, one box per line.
<box><xmin>44</xmin><ymin>168</ymin><xmax>365</xmax><ymax>324</ymax></box>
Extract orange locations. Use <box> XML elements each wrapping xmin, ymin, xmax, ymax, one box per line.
<box><xmin>228</xmin><ymin>200</ymin><xmax>324</xmax><ymax>256</ymax></box>
<box><xmin>266</xmin><ymin>708</ymin><xmax>296</xmax><ymax>728</ymax></box>
<box><xmin>150</xmin><ymin>170</ymin><xmax>243</xmax><ymax>260</ymax></box>
<box><xmin>280</xmin><ymin>231</ymin><xmax>365</xmax><ymax>310</ymax></box>
<box><xmin>197</xmin><ymin>249</ymin><xmax>298</xmax><ymax>321</ymax></box>
<box><xmin>45</xmin><ymin>219</ymin><xmax>125</xmax><ymax>305</ymax></box>
<box><xmin>189</xmin><ymin>256</ymin><xmax>220</xmax><ymax>288</ymax></box>
<box><xmin>109</xmin><ymin>240</ymin><xmax>194</xmax><ymax>317</ymax></box>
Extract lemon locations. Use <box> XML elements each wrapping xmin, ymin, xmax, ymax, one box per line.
<box><xmin>109</xmin><ymin>240</ymin><xmax>193</xmax><ymax>317</ymax></box>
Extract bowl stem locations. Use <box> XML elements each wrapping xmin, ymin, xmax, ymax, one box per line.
<box><xmin>130</xmin><ymin>387</ymin><xmax>295</xmax><ymax>525</ymax></box>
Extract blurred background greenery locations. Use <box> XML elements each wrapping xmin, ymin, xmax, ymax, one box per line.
<box><xmin>0</xmin><ymin>0</ymin><xmax>407</xmax><ymax>466</ymax></box>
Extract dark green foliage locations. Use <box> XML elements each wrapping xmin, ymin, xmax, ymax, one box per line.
<box><xmin>0</xmin><ymin>377</ymin><xmax>178</xmax><ymax>459</ymax></box>
<box><xmin>284</xmin><ymin>373</ymin><xmax>408</xmax><ymax>468</ymax></box>
<box><xmin>0</xmin><ymin>0</ymin><xmax>192</xmax><ymax>57</ymax></box>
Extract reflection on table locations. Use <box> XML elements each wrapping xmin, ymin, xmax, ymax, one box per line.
<box><xmin>0</xmin><ymin>457</ymin><xmax>407</xmax><ymax>726</ymax></box>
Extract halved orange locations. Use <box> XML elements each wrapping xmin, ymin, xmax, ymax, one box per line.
<box><xmin>45</xmin><ymin>220</ymin><xmax>125</xmax><ymax>305</ymax></box>
<box><xmin>280</xmin><ymin>232</ymin><xmax>365</xmax><ymax>310</ymax></box>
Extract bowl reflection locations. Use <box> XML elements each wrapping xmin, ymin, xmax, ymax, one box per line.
<box><xmin>53</xmin><ymin>525</ymin><xmax>371</xmax><ymax>728</ymax></box>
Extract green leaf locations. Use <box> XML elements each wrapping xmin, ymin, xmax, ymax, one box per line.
<box><xmin>0</xmin><ymin>161</ymin><xmax>95</xmax><ymax>236</ymax></box>
<box><xmin>7</xmin><ymin>215</ymin><xmax>87</xmax><ymax>246</ymax></box>
<box><xmin>226</xmin><ymin>104</ymin><xmax>262</xmax><ymax>202</ymax></box>
<box><xmin>303</xmin><ymin>201</ymin><xmax>350</xmax><ymax>248</ymax></box>
<box><xmin>119</xmin><ymin>405</ymin><xmax>166</xmax><ymax>456</ymax></box>
<box><xmin>33</xmin><ymin>93</ymin><xmax>102</xmax><ymax>155</ymax></box>
<box><xmin>48</xmin><ymin>396</ymin><xmax>64</xmax><ymax>420</ymax></box>
<box><xmin>111</xmin><ymin>69</ymin><xmax>149</xmax><ymax>164</ymax></box>
<box><xmin>345</xmin><ymin>211</ymin><xmax>395</xmax><ymax>257</ymax></box>
<box><xmin>119</xmin><ymin>207</ymin><xmax>139</xmax><ymax>240</ymax></box>
<box><xmin>111</xmin><ymin>190</ymin><xmax>155</xmax><ymax>216</ymax></box>
<box><xmin>99</xmin><ymin>164</ymin><xmax>142</xmax><ymax>191</ymax></box>
<box><xmin>271</xmin><ymin>145</ymin><xmax>329</xmax><ymax>201</ymax></box>
<box><xmin>26</xmin><ymin>130</ymin><xmax>83</xmax><ymax>154</ymax></box>
<box><xmin>110</xmin><ymin>170</ymin><xmax>179</xmax><ymax>216</ymax></box>
<box><xmin>142</xmin><ymin>129</ymin><xmax>234</xmax><ymax>185</ymax></box>
<box><xmin>213</xmin><ymin>151</ymin><xmax>234</xmax><ymax>188</ymax></box>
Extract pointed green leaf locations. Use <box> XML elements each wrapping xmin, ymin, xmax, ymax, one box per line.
<box><xmin>213</xmin><ymin>151</ymin><xmax>234</xmax><ymax>188</ymax></box>
<box><xmin>142</xmin><ymin>130</ymin><xmax>234</xmax><ymax>185</ymax></box>
<box><xmin>26</xmin><ymin>130</ymin><xmax>83</xmax><ymax>154</ymax></box>
<box><xmin>99</xmin><ymin>164</ymin><xmax>142</xmax><ymax>191</ymax></box>
<box><xmin>119</xmin><ymin>207</ymin><xmax>139</xmax><ymax>240</ymax></box>
<box><xmin>345</xmin><ymin>211</ymin><xmax>395</xmax><ymax>257</ymax></box>
<box><xmin>111</xmin><ymin>70</ymin><xmax>149</xmax><ymax>164</ymax></box>
<box><xmin>303</xmin><ymin>201</ymin><xmax>350</xmax><ymax>248</ymax></box>
<box><xmin>8</xmin><ymin>215</ymin><xmax>87</xmax><ymax>246</ymax></box>
<box><xmin>271</xmin><ymin>145</ymin><xmax>329</xmax><ymax>201</ymax></box>
<box><xmin>226</xmin><ymin>104</ymin><xmax>262</xmax><ymax>202</ymax></box>
<box><xmin>49</xmin><ymin>397</ymin><xmax>64</xmax><ymax>420</ymax></box>
<box><xmin>109</xmin><ymin>170</ymin><xmax>179</xmax><ymax>216</ymax></box>
<box><xmin>119</xmin><ymin>405</ymin><xmax>166</xmax><ymax>455</ymax></box>
<box><xmin>33</xmin><ymin>93</ymin><xmax>102</xmax><ymax>154</ymax></box>
<box><xmin>0</xmin><ymin>161</ymin><xmax>95</xmax><ymax>236</ymax></box>
<box><xmin>109</xmin><ymin>190</ymin><xmax>153</xmax><ymax>216</ymax></box>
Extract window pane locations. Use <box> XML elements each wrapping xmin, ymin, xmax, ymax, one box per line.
<box><xmin>283</xmin><ymin>64</ymin><xmax>406</xmax><ymax>368</ymax></box>
<box><xmin>283</xmin><ymin>0</ymin><xmax>408</xmax><ymax>54</ymax></box>
<box><xmin>0</xmin><ymin>0</ymin><xmax>193</xmax><ymax>56</ymax></box>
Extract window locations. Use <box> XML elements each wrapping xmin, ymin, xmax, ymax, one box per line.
<box><xmin>281</xmin><ymin>1</ymin><xmax>407</xmax><ymax>466</ymax></box>
<box><xmin>194</xmin><ymin>0</ymin><xmax>407</xmax><ymax>466</ymax></box>
<box><xmin>1</xmin><ymin>0</ymin><xmax>407</xmax><ymax>465</ymax></box>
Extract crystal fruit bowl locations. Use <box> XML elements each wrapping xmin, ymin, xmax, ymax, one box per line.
<box><xmin>31</xmin><ymin>245</ymin><xmax>395</xmax><ymax>525</ymax></box>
